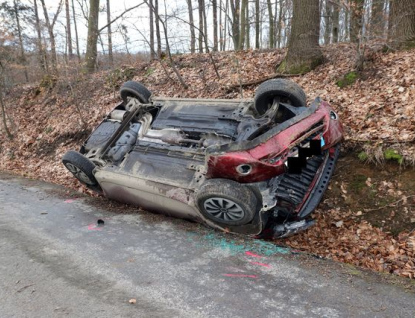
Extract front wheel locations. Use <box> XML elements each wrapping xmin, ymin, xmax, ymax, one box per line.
<box><xmin>196</xmin><ymin>179</ymin><xmax>257</xmax><ymax>226</ymax></box>
<box><xmin>62</xmin><ymin>151</ymin><xmax>99</xmax><ymax>188</ymax></box>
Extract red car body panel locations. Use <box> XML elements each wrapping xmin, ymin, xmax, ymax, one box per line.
<box><xmin>207</xmin><ymin>101</ymin><xmax>343</xmax><ymax>183</ymax></box>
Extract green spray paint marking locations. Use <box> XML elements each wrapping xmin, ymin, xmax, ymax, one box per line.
<box><xmin>189</xmin><ymin>232</ymin><xmax>291</xmax><ymax>256</ymax></box>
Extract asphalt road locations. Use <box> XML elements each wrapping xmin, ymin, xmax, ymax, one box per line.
<box><xmin>0</xmin><ymin>173</ymin><xmax>414</xmax><ymax>318</ymax></box>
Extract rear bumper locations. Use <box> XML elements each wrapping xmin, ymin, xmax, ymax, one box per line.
<box><xmin>261</xmin><ymin>145</ymin><xmax>340</xmax><ymax>239</ymax></box>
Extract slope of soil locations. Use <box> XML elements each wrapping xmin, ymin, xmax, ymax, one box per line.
<box><xmin>0</xmin><ymin>44</ymin><xmax>414</xmax><ymax>279</ymax></box>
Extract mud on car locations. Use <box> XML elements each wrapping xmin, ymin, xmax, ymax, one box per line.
<box><xmin>63</xmin><ymin>79</ymin><xmax>343</xmax><ymax>238</ymax></box>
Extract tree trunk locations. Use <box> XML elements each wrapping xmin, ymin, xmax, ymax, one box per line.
<box><xmin>198</xmin><ymin>0</ymin><xmax>204</xmax><ymax>52</ymax></box>
<box><xmin>149</xmin><ymin>0</ymin><xmax>155</xmax><ymax>58</ymax></box>
<box><xmin>187</xmin><ymin>0</ymin><xmax>196</xmax><ymax>53</ymax></box>
<box><xmin>388</xmin><ymin>0</ymin><xmax>415</xmax><ymax>49</ymax></box>
<box><xmin>276</xmin><ymin>0</ymin><xmax>283</xmax><ymax>48</ymax></box>
<box><xmin>98</xmin><ymin>33</ymin><xmax>106</xmax><ymax>55</ymax></box>
<box><xmin>239</xmin><ymin>0</ymin><xmax>247</xmax><ymax>49</ymax></box>
<box><xmin>230</xmin><ymin>0</ymin><xmax>241</xmax><ymax>50</ymax></box>
<box><xmin>33</xmin><ymin>0</ymin><xmax>47</xmax><ymax>72</ymax></box>
<box><xmin>332</xmin><ymin>2</ymin><xmax>340</xmax><ymax>43</ymax></box>
<box><xmin>212</xmin><ymin>0</ymin><xmax>218</xmax><ymax>51</ymax></box>
<box><xmin>106</xmin><ymin>0</ymin><xmax>113</xmax><ymax>65</ymax></box>
<box><xmin>65</xmin><ymin>0</ymin><xmax>73</xmax><ymax>58</ymax></box>
<box><xmin>273</xmin><ymin>0</ymin><xmax>279</xmax><ymax>47</ymax></box>
<box><xmin>84</xmin><ymin>0</ymin><xmax>100</xmax><ymax>73</ymax></box>
<box><xmin>245</xmin><ymin>1</ymin><xmax>250</xmax><ymax>49</ymax></box>
<box><xmin>369</xmin><ymin>0</ymin><xmax>386</xmax><ymax>41</ymax></box>
<box><xmin>71</xmin><ymin>0</ymin><xmax>81</xmax><ymax>62</ymax></box>
<box><xmin>223</xmin><ymin>0</ymin><xmax>229</xmax><ymax>51</ymax></box>
<box><xmin>255</xmin><ymin>0</ymin><xmax>259</xmax><ymax>49</ymax></box>
<box><xmin>219</xmin><ymin>0</ymin><xmax>224</xmax><ymax>51</ymax></box>
<box><xmin>267</xmin><ymin>0</ymin><xmax>274</xmax><ymax>48</ymax></box>
<box><xmin>323</xmin><ymin>0</ymin><xmax>331</xmax><ymax>44</ymax></box>
<box><xmin>202</xmin><ymin>0</ymin><xmax>209</xmax><ymax>52</ymax></box>
<box><xmin>155</xmin><ymin>0</ymin><xmax>162</xmax><ymax>58</ymax></box>
<box><xmin>146</xmin><ymin>0</ymin><xmax>188</xmax><ymax>88</ymax></box>
<box><xmin>0</xmin><ymin>93</ymin><xmax>13</xmax><ymax>140</ymax></box>
<box><xmin>13</xmin><ymin>0</ymin><xmax>29</xmax><ymax>82</ymax></box>
<box><xmin>277</xmin><ymin>0</ymin><xmax>323</xmax><ymax>74</ymax></box>
<box><xmin>40</xmin><ymin>0</ymin><xmax>60</xmax><ymax>75</ymax></box>
<box><xmin>350</xmin><ymin>0</ymin><xmax>364</xmax><ymax>43</ymax></box>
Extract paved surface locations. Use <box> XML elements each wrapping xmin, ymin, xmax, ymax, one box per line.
<box><xmin>0</xmin><ymin>173</ymin><xmax>414</xmax><ymax>318</ymax></box>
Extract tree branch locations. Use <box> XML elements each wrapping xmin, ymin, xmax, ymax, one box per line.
<box><xmin>51</xmin><ymin>0</ymin><xmax>63</xmax><ymax>30</ymax></box>
<box><xmin>98</xmin><ymin>3</ymin><xmax>144</xmax><ymax>33</ymax></box>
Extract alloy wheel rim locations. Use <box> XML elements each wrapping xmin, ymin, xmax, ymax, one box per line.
<box><xmin>203</xmin><ymin>197</ymin><xmax>244</xmax><ymax>222</ymax></box>
<box><xmin>65</xmin><ymin>163</ymin><xmax>94</xmax><ymax>185</ymax></box>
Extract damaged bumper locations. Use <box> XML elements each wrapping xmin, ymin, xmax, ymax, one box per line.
<box><xmin>271</xmin><ymin>145</ymin><xmax>340</xmax><ymax>238</ymax></box>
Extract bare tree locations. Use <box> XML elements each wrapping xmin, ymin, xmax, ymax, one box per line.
<box><xmin>276</xmin><ymin>0</ymin><xmax>284</xmax><ymax>48</ymax></box>
<box><xmin>84</xmin><ymin>0</ymin><xmax>99</xmax><ymax>73</ymax></box>
<box><xmin>33</xmin><ymin>0</ymin><xmax>47</xmax><ymax>71</ymax></box>
<box><xmin>267</xmin><ymin>0</ymin><xmax>274</xmax><ymax>48</ymax></box>
<box><xmin>83</xmin><ymin>1</ymin><xmax>144</xmax><ymax>72</ymax></box>
<box><xmin>255</xmin><ymin>0</ymin><xmax>260</xmax><ymax>49</ymax></box>
<box><xmin>238</xmin><ymin>0</ymin><xmax>247</xmax><ymax>49</ymax></box>
<box><xmin>350</xmin><ymin>0</ymin><xmax>364</xmax><ymax>43</ymax></box>
<box><xmin>388</xmin><ymin>0</ymin><xmax>415</xmax><ymax>49</ymax></box>
<box><xmin>0</xmin><ymin>56</ymin><xmax>13</xmax><ymax>139</ymax></box>
<box><xmin>245</xmin><ymin>0</ymin><xmax>249</xmax><ymax>48</ymax></box>
<box><xmin>144</xmin><ymin>0</ymin><xmax>188</xmax><ymax>88</ymax></box>
<box><xmin>12</xmin><ymin>0</ymin><xmax>28</xmax><ymax>82</ymax></box>
<box><xmin>230</xmin><ymin>0</ymin><xmax>241</xmax><ymax>50</ymax></box>
<box><xmin>40</xmin><ymin>0</ymin><xmax>63</xmax><ymax>74</ymax></box>
<box><xmin>369</xmin><ymin>0</ymin><xmax>387</xmax><ymax>42</ymax></box>
<box><xmin>323</xmin><ymin>0</ymin><xmax>332</xmax><ymax>44</ymax></box>
<box><xmin>149</xmin><ymin>0</ymin><xmax>155</xmax><ymax>58</ymax></box>
<box><xmin>278</xmin><ymin>0</ymin><xmax>323</xmax><ymax>74</ymax></box>
<box><xmin>65</xmin><ymin>0</ymin><xmax>73</xmax><ymax>58</ymax></box>
<box><xmin>212</xmin><ymin>0</ymin><xmax>218</xmax><ymax>51</ymax></box>
<box><xmin>106</xmin><ymin>0</ymin><xmax>113</xmax><ymax>65</ymax></box>
<box><xmin>332</xmin><ymin>1</ymin><xmax>340</xmax><ymax>43</ymax></box>
<box><xmin>186</xmin><ymin>0</ymin><xmax>196</xmax><ymax>53</ymax></box>
<box><xmin>198</xmin><ymin>0</ymin><xmax>204</xmax><ymax>52</ymax></box>
<box><xmin>154</xmin><ymin>0</ymin><xmax>162</xmax><ymax>57</ymax></box>
<box><xmin>202</xmin><ymin>0</ymin><xmax>209</xmax><ymax>52</ymax></box>
<box><xmin>71</xmin><ymin>0</ymin><xmax>81</xmax><ymax>61</ymax></box>
<box><xmin>0</xmin><ymin>85</ymin><xmax>12</xmax><ymax>139</ymax></box>
<box><xmin>220</xmin><ymin>0</ymin><xmax>228</xmax><ymax>51</ymax></box>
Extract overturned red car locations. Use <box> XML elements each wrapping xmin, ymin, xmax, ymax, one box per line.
<box><xmin>63</xmin><ymin>79</ymin><xmax>343</xmax><ymax>238</ymax></box>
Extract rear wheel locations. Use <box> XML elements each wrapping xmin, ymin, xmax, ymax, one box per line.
<box><xmin>196</xmin><ymin>179</ymin><xmax>257</xmax><ymax>226</ymax></box>
<box><xmin>254</xmin><ymin>79</ymin><xmax>307</xmax><ymax>115</ymax></box>
<box><xmin>120</xmin><ymin>81</ymin><xmax>151</xmax><ymax>104</ymax></box>
<box><xmin>62</xmin><ymin>151</ymin><xmax>99</xmax><ymax>188</ymax></box>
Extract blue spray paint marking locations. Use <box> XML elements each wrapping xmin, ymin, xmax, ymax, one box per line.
<box><xmin>188</xmin><ymin>232</ymin><xmax>291</xmax><ymax>256</ymax></box>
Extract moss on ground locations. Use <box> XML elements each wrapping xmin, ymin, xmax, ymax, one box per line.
<box><xmin>384</xmin><ymin>149</ymin><xmax>403</xmax><ymax>164</ymax></box>
<box><xmin>358</xmin><ymin>151</ymin><xmax>368</xmax><ymax>162</ymax></box>
<box><xmin>336</xmin><ymin>71</ymin><xmax>359</xmax><ymax>88</ymax></box>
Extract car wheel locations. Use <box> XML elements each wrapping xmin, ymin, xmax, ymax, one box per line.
<box><xmin>62</xmin><ymin>151</ymin><xmax>99</xmax><ymax>187</ymax></box>
<box><xmin>120</xmin><ymin>81</ymin><xmax>151</xmax><ymax>104</ymax></box>
<box><xmin>196</xmin><ymin>179</ymin><xmax>257</xmax><ymax>226</ymax></box>
<box><xmin>254</xmin><ymin>79</ymin><xmax>307</xmax><ymax>115</ymax></box>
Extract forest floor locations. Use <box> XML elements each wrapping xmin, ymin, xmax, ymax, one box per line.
<box><xmin>0</xmin><ymin>44</ymin><xmax>414</xmax><ymax>279</ymax></box>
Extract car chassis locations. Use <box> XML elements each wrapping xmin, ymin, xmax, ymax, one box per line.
<box><xmin>63</xmin><ymin>79</ymin><xmax>343</xmax><ymax>238</ymax></box>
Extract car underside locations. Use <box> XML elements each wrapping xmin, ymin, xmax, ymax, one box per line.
<box><xmin>63</xmin><ymin>79</ymin><xmax>343</xmax><ymax>238</ymax></box>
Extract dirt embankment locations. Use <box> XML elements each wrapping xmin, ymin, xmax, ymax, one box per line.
<box><xmin>0</xmin><ymin>44</ymin><xmax>414</xmax><ymax>279</ymax></box>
